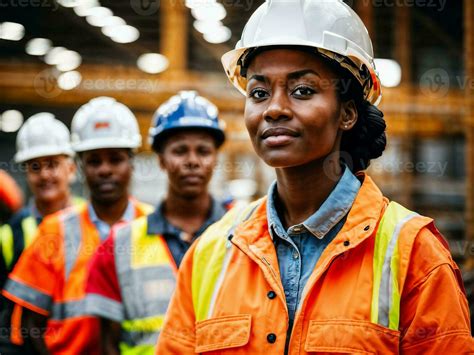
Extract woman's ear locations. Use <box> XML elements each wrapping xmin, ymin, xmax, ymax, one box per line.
<box><xmin>340</xmin><ymin>100</ymin><xmax>358</xmax><ymax>131</ymax></box>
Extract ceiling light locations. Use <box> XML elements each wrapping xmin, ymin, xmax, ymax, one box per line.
<box><xmin>73</xmin><ymin>0</ymin><xmax>100</xmax><ymax>16</ymax></box>
<box><xmin>0</xmin><ymin>22</ymin><xmax>25</xmax><ymax>41</ymax></box>
<box><xmin>203</xmin><ymin>26</ymin><xmax>231</xmax><ymax>44</ymax></box>
<box><xmin>137</xmin><ymin>53</ymin><xmax>169</xmax><ymax>74</ymax></box>
<box><xmin>57</xmin><ymin>0</ymin><xmax>81</xmax><ymax>7</ymax></box>
<box><xmin>191</xmin><ymin>3</ymin><xmax>226</xmax><ymax>21</ymax></box>
<box><xmin>55</xmin><ymin>50</ymin><xmax>82</xmax><ymax>71</ymax></box>
<box><xmin>101</xmin><ymin>17</ymin><xmax>127</xmax><ymax>37</ymax></box>
<box><xmin>193</xmin><ymin>20</ymin><xmax>223</xmax><ymax>34</ymax></box>
<box><xmin>44</xmin><ymin>47</ymin><xmax>68</xmax><ymax>65</ymax></box>
<box><xmin>109</xmin><ymin>25</ymin><xmax>139</xmax><ymax>44</ymax></box>
<box><xmin>86</xmin><ymin>7</ymin><xmax>114</xmax><ymax>27</ymax></box>
<box><xmin>185</xmin><ymin>0</ymin><xmax>216</xmax><ymax>9</ymax></box>
<box><xmin>374</xmin><ymin>58</ymin><xmax>402</xmax><ymax>88</ymax></box>
<box><xmin>57</xmin><ymin>71</ymin><xmax>82</xmax><ymax>90</ymax></box>
<box><xmin>25</xmin><ymin>38</ymin><xmax>52</xmax><ymax>56</ymax></box>
<box><xmin>1</xmin><ymin>110</ymin><xmax>24</xmax><ymax>132</ymax></box>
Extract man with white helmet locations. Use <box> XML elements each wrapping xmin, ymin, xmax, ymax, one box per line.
<box><xmin>2</xmin><ymin>97</ymin><xmax>152</xmax><ymax>355</ymax></box>
<box><xmin>84</xmin><ymin>91</ymin><xmax>231</xmax><ymax>354</ymax></box>
<box><xmin>0</xmin><ymin>113</ymin><xmax>80</xmax><ymax>355</ymax></box>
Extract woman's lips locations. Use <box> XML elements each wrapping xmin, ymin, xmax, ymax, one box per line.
<box><xmin>261</xmin><ymin>127</ymin><xmax>299</xmax><ymax>147</ymax></box>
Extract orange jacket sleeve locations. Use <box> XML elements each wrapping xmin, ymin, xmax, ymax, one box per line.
<box><xmin>2</xmin><ymin>215</ymin><xmax>62</xmax><ymax>316</ymax></box>
<box><xmin>400</xmin><ymin>227</ymin><xmax>473</xmax><ymax>353</ymax></box>
<box><xmin>156</xmin><ymin>241</ymin><xmax>197</xmax><ymax>354</ymax></box>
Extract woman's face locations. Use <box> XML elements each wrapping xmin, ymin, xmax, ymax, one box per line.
<box><xmin>244</xmin><ymin>49</ymin><xmax>355</xmax><ymax>168</ymax></box>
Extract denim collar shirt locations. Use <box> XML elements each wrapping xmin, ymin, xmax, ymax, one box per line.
<box><xmin>266</xmin><ymin>166</ymin><xmax>361</xmax><ymax>346</ymax></box>
<box><xmin>88</xmin><ymin>200</ymin><xmax>135</xmax><ymax>241</ymax></box>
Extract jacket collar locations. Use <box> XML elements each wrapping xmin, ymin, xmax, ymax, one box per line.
<box><xmin>232</xmin><ymin>173</ymin><xmax>386</xmax><ymax>256</ymax></box>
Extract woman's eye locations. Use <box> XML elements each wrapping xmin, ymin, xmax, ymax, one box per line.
<box><xmin>293</xmin><ymin>86</ymin><xmax>315</xmax><ymax>97</ymax></box>
<box><xmin>248</xmin><ymin>88</ymin><xmax>269</xmax><ymax>100</ymax></box>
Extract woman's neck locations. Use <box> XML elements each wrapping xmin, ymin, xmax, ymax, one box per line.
<box><xmin>275</xmin><ymin>158</ymin><xmax>343</xmax><ymax>229</ymax></box>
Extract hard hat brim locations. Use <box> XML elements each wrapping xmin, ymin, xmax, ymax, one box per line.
<box><xmin>72</xmin><ymin>137</ymin><xmax>141</xmax><ymax>153</ymax></box>
<box><xmin>14</xmin><ymin>147</ymin><xmax>75</xmax><ymax>163</ymax></box>
<box><xmin>151</xmin><ymin>126</ymin><xmax>226</xmax><ymax>152</ymax></box>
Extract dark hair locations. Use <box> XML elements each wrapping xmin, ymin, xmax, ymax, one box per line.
<box><xmin>241</xmin><ymin>46</ymin><xmax>387</xmax><ymax>173</ymax></box>
<box><xmin>330</xmin><ymin>60</ymin><xmax>387</xmax><ymax>173</ymax></box>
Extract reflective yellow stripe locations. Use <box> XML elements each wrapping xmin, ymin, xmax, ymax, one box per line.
<box><xmin>371</xmin><ymin>201</ymin><xmax>417</xmax><ymax>330</ymax></box>
<box><xmin>389</xmin><ymin>240</ymin><xmax>401</xmax><ymax>330</ymax></box>
<box><xmin>131</xmin><ymin>217</ymin><xmax>173</xmax><ymax>269</ymax></box>
<box><xmin>119</xmin><ymin>343</ymin><xmax>154</xmax><ymax>355</ymax></box>
<box><xmin>192</xmin><ymin>200</ymin><xmax>262</xmax><ymax>322</ymax></box>
<box><xmin>1</xmin><ymin>224</ymin><xmax>14</xmax><ymax>269</ymax></box>
<box><xmin>72</xmin><ymin>196</ymin><xmax>86</xmax><ymax>207</ymax></box>
<box><xmin>121</xmin><ymin>314</ymin><xmax>165</xmax><ymax>332</ymax></box>
<box><xmin>137</xmin><ymin>202</ymin><xmax>154</xmax><ymax>215</ymax></box>
<box><xmin>21</xmin><ymin>216</ymin><xmax>37</xmax><ymax>248</ymax></box>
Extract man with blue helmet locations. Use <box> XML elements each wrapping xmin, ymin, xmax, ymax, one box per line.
<box><xmin>84</xmin><ymin>91</ymin><xmax>231</xmax><ymax>354</ymax></box>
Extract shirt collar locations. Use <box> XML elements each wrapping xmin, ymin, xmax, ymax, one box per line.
<box><xmin>147</xmin><ymin>197</ymin><xmax>228</xmax><ymax>237</ymax></box>
<box><xmin>28</xmin><ymin>199</ymin><xmax>43</xmax><ymax>224</ymax></box>
<box><xmin>87</xmin><ymin>199</ymin><xmax>136</xmax><ymax>225</ymax></box>
<box><xmin>266</xmin><ymin>165</ymin><xmax>361</xmax><ymax>240</ymax></box>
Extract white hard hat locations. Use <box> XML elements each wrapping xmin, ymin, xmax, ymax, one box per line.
<box><xmin>71</xmin><ymin>97</ymin><xmax>142</xmax><ymax>152</ymax></box>
<box><xmin>14</xmin><ymin>113</ymin><xmax>74</xmax><ymax>163</ymax></box>
<box><xmin>221</xmin><ymin>0</ymin><xmax>382</xmax><ymax>105</ymax></box>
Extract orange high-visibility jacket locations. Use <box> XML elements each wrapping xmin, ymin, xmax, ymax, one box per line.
<box><xmin>157</xmin><ymin>174</ymin><xmax>472</xmax><ymax>354</ymax></box>
<box><xmin>2</xmin><ymin>200</ymin><xmax>151</xmax><ymax>355</ymax></box>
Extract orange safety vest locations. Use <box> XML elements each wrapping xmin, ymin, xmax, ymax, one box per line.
<box><xmin>157</xmin><ymin>174</ymin><xmax>472</xmax><ymax>354</ymax></box>
<box><xmin>3</xmin><ymin>200</ymin><xmax>151</xmax><ymax>355</ymax></box>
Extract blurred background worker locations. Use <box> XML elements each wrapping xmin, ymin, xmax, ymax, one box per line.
<box><xmin>84</xmin><ymin>91</ymin><xmax>230</xmax><ymax>354</ymax></box>
<box><xmin>2</xmin><ymin>97</ymin><xmax>152</xmax><ymax>355</ymax></box>
<box><xmin>0</xmin><ymin>170</ymin><xmax>23</xmax><ymax>225</ymax></box>
<box><xmin>0</xmin><ymin>168</ymin><xmax>23</xmax><ymax>292</ymax></box>
<box><xmin>0</xmin><ymin>114</ymin><xmax>79</xmax><ymax>355</ymax></box>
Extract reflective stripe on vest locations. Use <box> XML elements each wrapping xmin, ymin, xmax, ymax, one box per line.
<box><xmin>62</xmin><ymin>210</ymin><xmax>82</xmax><ymax>281</ymax></box>
<box><xmin>1</xmin><ymin>224</ymin><xmax>14</xmax><ymax>269</ymax></box>
<box><xmin>192</xmin><ymin>200</ymin><xmax>262</xmax><ymax>322</ymax></box>
<box><xmin>114</xmin><ymin>216</ymin><xmax>176</xmax><ymax>354</ymax></box>
<box><xmin>0</xmin><ymin>216</ymin><xmax>37</xmax><ymax>270</ymax></box>
<box><xmin>22</xmin><ymin>216</ymin><xmax>37</xmax><ymax>248</ymax></box>
<box><xmin>192</xmin><ymin>200</ymin><xmax>418</xmax><ymax>330</ymax></box>
<box><xmin>370</xmin><ymin>201</ymin><xmax>418</xmax><ymax>330</ymax></box>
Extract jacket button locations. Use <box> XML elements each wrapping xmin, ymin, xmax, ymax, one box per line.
<box><xmin>267</xmin><ymin>291</ymin><xmax>276</xmax><ymax>299</ymax></box>
<box><xmin>343</xmin><ymin>240</ymin><xmax>350</xmax><ymax>247</ymax></box>
<box><xmin>267</xmin><ymin>333</ymin><xmax>277</xmax><ymax>343</ymax></box>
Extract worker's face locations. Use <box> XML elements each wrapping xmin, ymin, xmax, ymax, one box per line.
<box><xmin>159</xmin><ymin>131</ymin><xmax>218</xmax><ymax>199</ymax></box>
<box><xmin>244</xmin><ymin>49</ymin><xmax>357</xmax><ymax>168</ymax></box>
<box><xmin>80</xmin><ymin>148</ymin><xmax>132</xmax><ymax>204</ymax></box>
<box><xmin>25</xmin><ymin>155</ymin><xmax>75</xmax><ymax>205</ymax></box>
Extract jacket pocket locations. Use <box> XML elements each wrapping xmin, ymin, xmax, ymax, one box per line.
<box><xmin>195</xmin><ymin>314</ymin><xmax>251</xmax><ymax>353</ymax></box>
<box><xmin>304</xmin><ymin>319</ymin><xmax>400</xmax><ymax>354</ymax></box>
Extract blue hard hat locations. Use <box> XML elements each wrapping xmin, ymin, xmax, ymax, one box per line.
<box><xmin>149</xmin><ymin>91</ymin><xmax>226</xmax><ymax>151</ymax></box>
